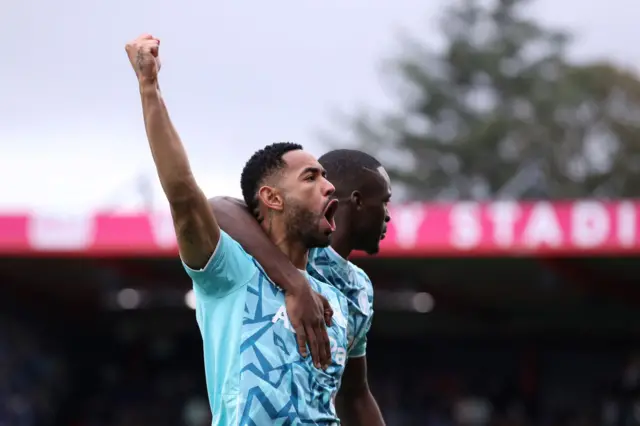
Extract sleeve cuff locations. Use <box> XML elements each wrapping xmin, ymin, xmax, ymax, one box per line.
<box><xmin>182</xmin><ymin>231</ymin><xmax>223</xmax><ymax>277</ymax></box>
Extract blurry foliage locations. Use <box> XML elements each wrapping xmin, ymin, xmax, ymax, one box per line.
<box><xmin>341</xmin><ymin>0</ymin><xmax>640</xmax><ymax>200</ymax></box>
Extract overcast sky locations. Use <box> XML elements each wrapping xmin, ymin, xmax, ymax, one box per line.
<box><xmin>1</xmin><ymin>0</ymin><xmax>638</xmax><ymax>213</ymax></box>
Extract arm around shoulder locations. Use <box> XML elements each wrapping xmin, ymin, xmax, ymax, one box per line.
<box><xmin>208</xmin><ymin>196</ymin><xmax>308</xmax><ymax>295</ymax></box>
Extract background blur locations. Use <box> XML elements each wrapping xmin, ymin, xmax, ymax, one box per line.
<box><xmin>3</xmin><ymin>0</ymin><xmax>640</xmax><ymax>425</ymax></box>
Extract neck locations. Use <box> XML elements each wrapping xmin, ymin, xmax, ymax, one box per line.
<box><xmin>262</xmin><ymin>214</ymin><xmax>309</xmax><ymax>270</ymax></box>
<box><xmin>274</xmin><ymin>237</ymin><xmax>309</xmax><ymax>270</ymax></box>
<box><xmin>329</xmin><ymin>208</ymin><xmax>354</xmax><ymax>259</ymax></box>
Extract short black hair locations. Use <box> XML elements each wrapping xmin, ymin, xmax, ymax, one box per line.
<box><xmin>240</xmin><ymin>142</ymin><xmax>303</xmax><ymax>218</ymax></box>
<box><xmin>317</xmin><ymin>149</ymin><xmax>383</xmax><ymax>197</ymax></box>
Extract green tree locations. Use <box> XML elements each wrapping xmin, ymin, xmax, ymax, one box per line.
<box><xmin>339</xmin><ymin>0</ymin><xmax>640</xmax><ymax>201</ymax></box>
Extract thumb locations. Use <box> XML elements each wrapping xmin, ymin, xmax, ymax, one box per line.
<box><xmin>321</xmin><ymin>295</ymin><xmax>333</xmax><ymax>326</ymax></box>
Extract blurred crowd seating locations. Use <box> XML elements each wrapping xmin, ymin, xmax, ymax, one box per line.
<box><xmin>0</xmin><ymin>314</ymin><xmax>67</xmax><ymax>426</ymax></box>
<box><xmin>2</xmin><ymin>310</ymin><xmax>640</xmax><ymax>426</ymax></box>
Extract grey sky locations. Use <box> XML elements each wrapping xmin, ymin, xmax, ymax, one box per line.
<box><xmin>1</xmin><ymin>0</ymin><xmax>638</xmax><ymax>213</ymax></box>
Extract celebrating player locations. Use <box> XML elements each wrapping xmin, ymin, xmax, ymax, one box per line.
<box><xmin>125</xmin><ymin>34</ymin><xmax>350</xmax><ymax>424</ymax></box>
<box><xmin>211</xmin><ymin>149</ymin><xmax>391</xmax><ymax>425</ymax></box>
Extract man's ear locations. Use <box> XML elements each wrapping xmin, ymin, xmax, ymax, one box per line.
<box><xmin>258</xmin><ymin>185</ymin><xmax>284</xmax><ymax>212</ymax></box>
<box><xmin>350</xmin><ymin>190</ymin><xmax>363</xmax><ymax>210</ymax></box>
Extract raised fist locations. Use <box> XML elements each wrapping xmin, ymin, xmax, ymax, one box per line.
<box><xmin>125</xmin><ymin>34</ymin><xmax>161</xmax><ymax>83</ymax></box>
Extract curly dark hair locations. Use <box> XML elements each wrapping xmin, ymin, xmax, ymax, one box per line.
<box><xmin>240</xmin><ymin>142</ymin><xmax>303</xmax><ymax>219</ymax></box>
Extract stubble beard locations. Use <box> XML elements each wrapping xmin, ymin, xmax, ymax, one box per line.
<box><xmin>284</xmin><ymin>198</ymin><xmax>330</xmax><ymax>249</ymax></box>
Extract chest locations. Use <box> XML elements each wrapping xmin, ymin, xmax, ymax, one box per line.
<box><xmin>243</xmin><ymin>276</ymin><xmax>348</xmax><ymax>374</ymax></box>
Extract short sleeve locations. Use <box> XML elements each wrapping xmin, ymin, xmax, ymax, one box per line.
<box><xmin>348</xmin><ymin>312</ymin><xmax>372</xmax><ymax>358</ymax></box>
<box><xmin>348</xmin><ymin>272</ymin><xmax>375</xmax><ymax>358</ymax></box>
<box><xmin>182</xmin><ymin>230</ymin><xmax>256</xmax><ymax>298</ymax></box>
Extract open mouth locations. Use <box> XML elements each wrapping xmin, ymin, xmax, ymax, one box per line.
<box><xmin>322</xmin><ymin>199</ymin><xmax>338</xmax><ymax>232</ymax></box>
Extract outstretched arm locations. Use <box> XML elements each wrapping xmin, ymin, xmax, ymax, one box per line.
<box><xmin>210</xmin><ymin>196</ymin><xmax>333</xmax><ymax>369</ymax></box>
<box><xmin>127</xmin><ymin>34</ymin><xmax>218</xmax><ymax>270</ymax></box>
<box><xmin>338</xmin><ymin>357</ymin><xmax>385</xmax><ymax>426</ymax></box>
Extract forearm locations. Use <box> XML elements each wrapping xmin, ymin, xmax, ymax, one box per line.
<box><xmin>138</xmin><ymin>80</ymin><xmax>217</xmax><ymax>268</ymax></box>
<box><xmin>209</xmin><ymin>197</ymin><xmax>306</xmax><ymax>292</ymax></box>
<box><xmin>338</xmin><ymin>389</ymin><xmax>385</xmax><ymax>426</ymax></box>
<box><xmin>140</xmin><ymin>81</ymin><xmax>197</xmax><ymax>201</ymax></box>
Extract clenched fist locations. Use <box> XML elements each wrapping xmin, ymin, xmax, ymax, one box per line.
<box><xmin>125</xmin><ymin>34</ymin><xmax>161</xmax><ymax>83</ymax></box>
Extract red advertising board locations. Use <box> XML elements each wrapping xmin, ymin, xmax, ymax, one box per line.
<box><xmin>1</xmin><ymin>200</ymin><xmax>639</xmax><ymax>257</ymax></box>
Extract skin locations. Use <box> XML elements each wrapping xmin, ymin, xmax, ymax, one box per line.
<box><xmin>255</xmin><ymin>149</ymin><xmax>337</xmax><ymax>269</ymax></box>
<box><xmin>210</xmin><ymin>165</ymin><xmax>392</xmax><ymax>426</ymax></box>
<box><xmin>126</xmin><ymin>33</ymin><xmax>337</xmax><ymax>372</ymax></box>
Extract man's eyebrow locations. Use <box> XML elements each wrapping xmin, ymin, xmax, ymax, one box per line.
<box><xmin>299</xmin><ymin>166</ymin><xmax>325</xmax><ymax>177</ymax></box>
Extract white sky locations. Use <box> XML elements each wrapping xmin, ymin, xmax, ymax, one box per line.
<box><xmin>1</xmin><ymin>0</ymin><xmax>638</xmax><ymax>213</ymax></box>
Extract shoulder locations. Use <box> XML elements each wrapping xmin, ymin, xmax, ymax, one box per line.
<box><xmin>213</xmin><ymin>231</ymin><xmax>259</xmax><ymax>276</ymax></box>
<box><xmin>307</xmin><ymin>248</ymin><xmax>353</xmax><ymax>291</ymax></box>
<box><xmin>312</xmin><ymin>276</ymin><xmax>347</xmax><ymax>307</ymax></box>
<box><xmin>308</xmin><ymin>247</ymin><xmax>331</xmax><ymax>263</ymax></box>
<box><xmin>307</xmin><ymin>248</ymin><xmax>338</xmax><ymax>278</ymax></box>
<box><xmin>348</xmin><ymin>262</ymin><xmax>374</xmax><ymax>296</ymax></box>
<box><xmin>186</xmin><ymin>231</ymin><xmax>258</xmax><ymax>298</ymax></box>
<box><xmin>346</xmin><ymin>261</ymin><xmax>374</xmax><ymax>316</ymax></box>
<box><xmin>218</xmin><ymin>230</ymin><xmax>252</xmax><ymax>258</ymax></box>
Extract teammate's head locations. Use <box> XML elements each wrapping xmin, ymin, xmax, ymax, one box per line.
<box><xmin>241</xmin><ymin>142</ymin><xmax>337</xmax><ymax>249</ymax></box>
<box><xmin>318</xmin><ymin>149</ymin><xmax>391</xmax><ymax>255</ymax></box>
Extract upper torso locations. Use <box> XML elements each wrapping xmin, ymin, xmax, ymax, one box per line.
<box><xmin>184</xmin><ymin>232</ymin><xmax>349</xmax><ymax>426</ymax></box>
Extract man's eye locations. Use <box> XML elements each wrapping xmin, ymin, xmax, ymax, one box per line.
<box><xmin>305</xmin><ymin>175</ymin><xmax>315</xmax><ymax>181</ymax></box>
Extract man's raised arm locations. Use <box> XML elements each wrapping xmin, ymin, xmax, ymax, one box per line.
<box><xmin>126</xmin><ymin>34</ymin><xmax>218</xmax><ymax>270</ymax></box>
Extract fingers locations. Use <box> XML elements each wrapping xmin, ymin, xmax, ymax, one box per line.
<box><xmin>304</xmin><ymin>325</ymin><xmax>321</xmax><ymax>369</ymax></box>
<box><xmin>136</xmin><ymin>34</ymin><xmax>159</xmax><ymax>43</ymax></box>
<box><xmin>294</xmin><ymin>324</ymin><xmax>308</xmax><ymax>359</ymax></box>
<box><xmin>126</xmin><ymin>34</ymin><xmax>160</xmax><ymax>52</ymax></box>
<box><xmin>320</xmin><ymin>295</ymin><xmax>334</xmax><ymax>327</ymax></box>
<box><xmin>324</xmin><ymin>309</ymin><xmax>333</xmax><ymax>327</ymax></box>
<box><xmin>142</xmin><ymin>39</ymin><xmax>160</xmax><ymax>53</ymax></box>
<box><xmin>315</xmin><ymin>319</ymin><xmax>331</xmax><ymax>369</ymax></box>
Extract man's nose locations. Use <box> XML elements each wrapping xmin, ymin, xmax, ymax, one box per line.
<box><xmin>322</xmin><ymin>179</ymin><xmax>335</xmax><ymax>197</ymax></box>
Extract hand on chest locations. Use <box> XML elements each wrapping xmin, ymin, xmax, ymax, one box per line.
<box><xmin>270</xmin><ymin>303</ymin><xmax>348</xmax><ymax>369</ymax></box>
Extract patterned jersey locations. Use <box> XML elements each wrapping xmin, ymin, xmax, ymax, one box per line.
<box><xmin>307</xmin><ymin>247</ymin><xmax>374</xmax><ymax>359</ymax></box>
<box><xmin>183</xmin><ymin>231</ymin><xmax>349</xmax><ymax>426</ymax></box>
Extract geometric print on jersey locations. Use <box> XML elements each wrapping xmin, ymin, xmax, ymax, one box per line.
<box><xmin>239</xmin><ymin>262</ymin><xmax>348</xmax><ymax>425</ymax></box>
<box><xmin>307</xmin><ymin>248</ymin><xmax>374</xmax><ymax>359</ymax></box>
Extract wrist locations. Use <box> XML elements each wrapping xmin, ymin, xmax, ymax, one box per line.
<box><xmin>138</xmin><ymin>78</ymin><xmax>159</xmax><ymax>94</ymax></box>
<box><xmin>284</xmin><ymin>271</ymin><xmax>311</xmax><ymax>295</ymax></box>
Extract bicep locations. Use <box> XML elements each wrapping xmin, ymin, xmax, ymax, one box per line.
<box><xmin>170</xmin><ymin>189</ymin><xmax>220</xmax><ymax>270</ymax></box>
<box><xmin>340</xmin><ymin>356</ymin><xmax>369</xmax><ymax>396</ymax></box>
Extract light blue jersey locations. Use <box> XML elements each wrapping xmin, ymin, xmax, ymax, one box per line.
<box><xmin>307</xmin><ymin>247</ymin><xmax>374</xmax><ymax>359</ymax></box>
<box><xmin>183</xmin><ymin>231</ymin><xmax>349</xmax><ymax>426</ymax></box>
